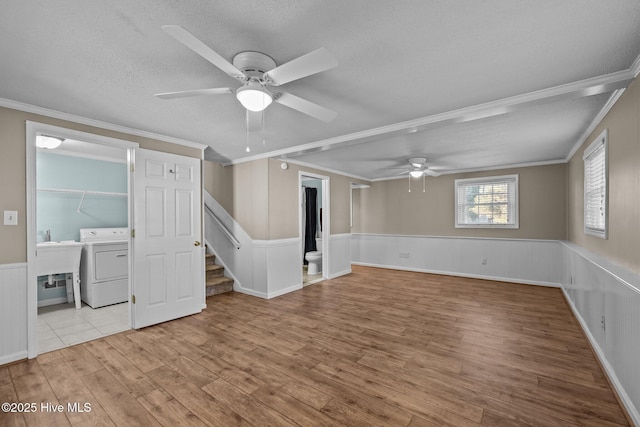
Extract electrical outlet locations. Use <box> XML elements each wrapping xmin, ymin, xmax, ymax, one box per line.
<box><xmin>3</xmin><ymin>210</ymin><xmax>18</xmax><ymax>225</ymax></box>
<box><xmin>399</xmin><ymin>252</ymin><xmax>410</xmax><ymax>258</ymax></box>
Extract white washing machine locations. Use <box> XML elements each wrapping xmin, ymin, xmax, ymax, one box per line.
<box><xmin>80</xmin><ymin>228</ymin><xmax>129</xmax><ymax>308</ymax></box>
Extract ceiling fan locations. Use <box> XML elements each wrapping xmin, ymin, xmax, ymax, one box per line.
<box><xmin>393</xmin><ymin>157</ymin><xmax>442</xmax><ymax>192</ymax></box>
<box><xmin>400</xmin><ymin>157</ymin><xmax>442</xmax><ymax>178</ymax></box>
<box><xmin>155</xmin><ymin>25</ymin><xmax>338</xmax><ymax>124</ymax></box>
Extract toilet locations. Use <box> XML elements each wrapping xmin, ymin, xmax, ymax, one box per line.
<box><xmin>305</xmin><ymin>238</ymin><xmax>323</xmax><ymax>275</ymax></box>
<box><xmin>305</xmin><ymin>251</ymin><xmax>322</xmax><ymax>275</ymax></box>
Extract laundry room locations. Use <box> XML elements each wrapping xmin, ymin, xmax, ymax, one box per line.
<box><xmin>35</xmin><ymin>135</ymin><xmax>130</xmax><ymax>353</ymax></box>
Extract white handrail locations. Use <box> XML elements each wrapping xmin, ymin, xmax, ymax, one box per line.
<box><xmin>204</xmin><ymin>203</ymin><xmax>242</xmax><ymax>249</ymax></box>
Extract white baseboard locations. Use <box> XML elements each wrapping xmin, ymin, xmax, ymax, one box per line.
<box><xmin>328</xmin><ymin>268</ymin><xmax>352</xmax><ymax>279</ymax></box>
<box><xmin>351</xmin><ymin>262</ymin><xmax>561</xmax><ymax>288</ymax></box>
<box><xmin>233</xmin><ymin>285</ymin><xmax>268</xmax><ymax>299</ymax></box>
<box><xmin>0</xmin><ymin>351</ymin><xmax>27</xmax><ymax>366</ymax></box>
<box><xmin>267</xmin><ymin>283</ymin><xmax>303</xmax><ymax>299</ymax></box>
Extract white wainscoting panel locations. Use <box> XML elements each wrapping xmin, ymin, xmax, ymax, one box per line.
<box><xmin>351</xmin><ymin>234</ymin><xmax>563</xmax><ymax>286</ymax></box>
<box><xmin>328</xmin><ymin>233</ymin><xmax>352</xmax><ymax>279</ymax></box>
<box><xmin>0</xmin><ymin>263</ymin><xmax>28</xmax><ymax>365</ymax></box>
<box><xmin>255</xmin><ymin>238</ymin><xmax>302</xmax><ymax>299</ymax></box>
<box><xmin>561</xmin><ymin>242</ymin><xmax>640</xmax><ymax>425</ymax></box>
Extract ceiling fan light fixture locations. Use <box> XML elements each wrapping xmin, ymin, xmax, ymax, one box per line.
<box><xmin>236</xmin><ymin>82</ymin><xmax>272</xmax><ymax>112</ymax></box>
<box><xmin>409</xmin><ymin>170</ymin><xmax>424</xmax><ymax>178</ymax></box>
<box><xmin>36</xmin><ymin>135</ymin><xmax>64</xmax><ymax>149</ymax></box>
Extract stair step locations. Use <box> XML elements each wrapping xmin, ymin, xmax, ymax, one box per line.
<box><xmin>206</xmin><ymin>265</ymin><xmax>224</xmax><ymax>280</ymax></box>
<box><xmin>204</xmin><ymin>252</ymin><xmax>233</xmax><ymax>296</ymax></box>
<box><xmin>206</xmin><ymin>263</ymin><xmax>224</xmax><ymax>272</ymax></box>
<box><xmin>206</xmin><ymin>276</ymin><xmax>234</xmax><ymax>296</ymax></box>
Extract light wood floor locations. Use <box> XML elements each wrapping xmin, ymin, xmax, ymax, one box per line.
<box><xmin>1</xmin><ymin>266</ymin><xmax>630</xmax><ymax>426</ymax></box>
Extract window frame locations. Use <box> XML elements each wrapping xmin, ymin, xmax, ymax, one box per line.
<box><xmin>454</xmin><ymin>174</ymin><xmax>519</xmax><ymax>229</ymax></box>
<box><xmin>583</xmin><ymin>129</ymin><xmax>608</xmax><ymax>239</ymax></box>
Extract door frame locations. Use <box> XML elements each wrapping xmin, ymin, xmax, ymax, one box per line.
<box><xmin>25</xmin><ymin>121</ymin><xmax>138</xmax><ymax>358</ymax></box>
<box><xmin>299</xmin><ymin>171</ymin><xmax>330</xmax><ymax>282</ymax></box>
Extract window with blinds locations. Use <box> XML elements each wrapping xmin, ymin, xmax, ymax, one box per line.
<box><xmin>455</xmin><ymin>174</ymin><xmax>519</xmax><ymax>228</ymax></box>
<box><xmin>583</xmin><ymin>129</ymin><xmax>608</xmax><ymax>239</ymax></box>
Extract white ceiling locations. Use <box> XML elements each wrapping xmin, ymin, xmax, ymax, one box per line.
<box><xmin>2</xmin><ymin>1</ymin><xmax>639</xmax><ymax>180</ymax></box>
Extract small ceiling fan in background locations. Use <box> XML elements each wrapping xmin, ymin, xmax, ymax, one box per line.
<box><xmin>155</xmin><ymin>25</ymin><xmax>339</xmax><ymax>129</ymax></box>
<box><xmin>394</xmin><ymin>157</ymin><xmax>442</xmax><ymax>192</ymax></box>
<box><xmin>401</xmin><ymin>157</ymin><xmax>442</xmax><ymax>178</ymax></box>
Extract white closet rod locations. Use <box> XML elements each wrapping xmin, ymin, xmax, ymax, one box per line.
<box><xmin>37</xmin><ymin>187</ymin><xmax>127</xmax><ymax>212</ymax></box>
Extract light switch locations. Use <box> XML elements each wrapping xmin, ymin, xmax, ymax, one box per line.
<box><xmin>4</xmin><ymin>210</ymin><xmax>18</xmax><ymax>225</ymax></box>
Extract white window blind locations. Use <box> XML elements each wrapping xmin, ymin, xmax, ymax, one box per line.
<box><xmin>583</xmin><ymin>129</ymin><xmax>608</xmax><ymax>239</ymax></box>
<box><xmin>455</xmin><ymin>174</ymin><xmax>519</xmax><ymax>228</ymax></box>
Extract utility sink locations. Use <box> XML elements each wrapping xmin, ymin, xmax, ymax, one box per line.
<box><xmin>37</xmin><ymin>241</ymin><xmax>83</xmax><ymax>309</ymax></box>
<box><xmin>38</xmin><ymin>240</ymin><xmax>79</xmax><ymax>245</ymax></box>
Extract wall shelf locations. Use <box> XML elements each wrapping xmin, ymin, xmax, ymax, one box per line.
<box><xmin>37</xmin><ymin>187</ymin><xmax>127</xmax><ymax>213</ymax></box>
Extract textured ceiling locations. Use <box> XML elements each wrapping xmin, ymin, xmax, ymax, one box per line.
<box><xmin>1</xmin><ymin>1</ymin><xmax>640</xmax><ymax>179</ymax></box>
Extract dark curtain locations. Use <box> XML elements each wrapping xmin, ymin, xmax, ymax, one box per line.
<box><xmin>304</xmin><ymin>187</ymin><xmax>317</xmax><ymax>263</ymax></box>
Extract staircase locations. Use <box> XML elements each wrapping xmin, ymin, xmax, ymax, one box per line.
<box><xmin>205</xmin><ymin>253</ymin><xmax>234</xmax><ymax>297</ymax></box>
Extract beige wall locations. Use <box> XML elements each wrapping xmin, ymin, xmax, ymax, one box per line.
<box><xmin>203</xmin><ymin>160</ymin><xmax>234</xmax><ymax>215</ymax></box>
<box><xmin>0</xmin><ymin>106</ymin><xmax>202</xmax><ymax>264</ymax></box>
<box><xmin>568</xmin><ymin>78</ymin><xmax>640</xmax><ymax>273</ymax></box>
<box><xmin>267</xmin><ymin>158</ymin><xmax>363</xmax><ymax>239</ymax></box>
<box><xmin>352</xmin><ymin>163</ymin><xmax>567</xmax><ymax>240</ymax></box>
<box><xmin>203</xmin><ymin>158</ymin><xmax>270</xmax><ymax>240</ymax></box>
<box><xmin>203</xmin><ymin>158</ymin><xmax>366</xmax><ymax>240</ymax></box>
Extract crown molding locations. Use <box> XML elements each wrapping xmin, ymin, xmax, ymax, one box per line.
<box><xmin>274</xmin><ymin>157</ymin><xmax>371</xmax><ymax>182</ymax></box>
<box><xmin>564</xmin><ymin>52</ymin><xmax>640</xmax><ymax>162</ymax></box>
<box><xmin>0</xmin><ymin>97</ymin><xmax>207</xmax><ymax>151</ymax></box>
<box><xmin>631</xmin><ymin>52</ymin><xmax>640</xmax><ymax>77</ymax></box>
<box><xmin>226</xmin><ymin>68</ymin><xmax>635</xmax><ymax>168</ymax></box>
<box><xmin>371</xmin><ymin>158</ymin><xmax>568</xmax><ymax>181</ymax></box>
<box><xmin>565</xmin><ymin>88</ymin><xmax>626</xmax><ymax>162</ymax></box>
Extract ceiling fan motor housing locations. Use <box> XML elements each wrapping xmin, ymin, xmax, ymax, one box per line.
<box><xmin>232</xmin><ymin>51</ymin><xmax>277</xmax><ymax>80</ymax></box>
<box><xmin>409</xmin><ymin>157</ymin><xmax>427</xmax><ymax>168</ymax></box>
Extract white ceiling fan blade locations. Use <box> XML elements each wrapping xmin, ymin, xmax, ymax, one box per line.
<box><xmin>161</xmin><ymin>25</ymin><xmax>245</xmax><ymax>80</ymax></box>
<box><xmin>275</xmin><ymin>92</ymin><xmax>337</xmax><ymax>122</ymax></box>
<box><xmin>424</xmin><ymin>169</ymin><xmax>442</xmax><ymax>177</ymax></box>
<box><xmin>246</xmin><ymin>110</ymin><xmax>263</xmax><ymax>132</ymax></box>
<box><xmin>154</xmin><ymin>87</ymin><xmax>232</xmax><ymax>99</ymax></box>
<box><xmin>264</xmin><ymin>47</ymin><xmax>338</xmax><ymax>86</ymax></box>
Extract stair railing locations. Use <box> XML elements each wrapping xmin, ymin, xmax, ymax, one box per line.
<box><xmin>204</xmin><ymin>203</ymin><xmax>242</xmax><ymax>249</ymax></box>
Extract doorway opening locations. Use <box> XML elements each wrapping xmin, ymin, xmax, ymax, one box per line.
<box><xmin>26</xmin><ymin>122</ymin><xmax>137</xmax><ymax>357</ymax></box>
<box><xmin>300</xmin><ymin>172</ymin><xmax>329</xmax><ymax>286</ymax></box>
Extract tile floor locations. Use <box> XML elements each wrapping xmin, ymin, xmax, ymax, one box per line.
<box><xmin>37</xmin><ymin>302</ymin><xmax>129</xmax><ymax>354</ymax></box>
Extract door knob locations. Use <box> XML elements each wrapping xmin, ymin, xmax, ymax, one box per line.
<box><xmin>194</xmin><ymin>241</ymin><xmax>201</xmax><ymax>246</ymax></box>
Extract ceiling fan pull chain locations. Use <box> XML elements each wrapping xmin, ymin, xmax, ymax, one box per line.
<box><xmin>262</xmin><ymin>108</ymin><xmax>266</xmax><ymax>145</ymax></box>
<box><xmin>245</xmin><ymin>110</ymin><xmax>251</xmax><ymax>152</ymax></box>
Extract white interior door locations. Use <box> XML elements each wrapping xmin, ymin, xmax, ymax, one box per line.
<box><xmin>132</xmin><ymin>148</ymin><xmax>203</xmax><ymax>328</ymax></box>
